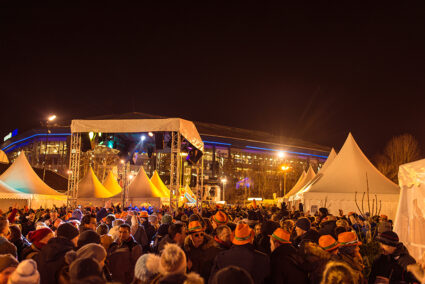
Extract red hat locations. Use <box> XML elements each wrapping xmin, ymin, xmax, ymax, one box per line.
<box><xmin>27</xmin><ymin>228</ymin><xmax>53</xmax><ymax>249</ymax></box>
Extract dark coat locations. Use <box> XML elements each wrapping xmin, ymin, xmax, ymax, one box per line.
<box><xmin>157</xmin><ymin>234</ymin><xmax>176</xmax><ymax>254</ymax></box>
<box><xmin>133</xmin><ymin>224</ymin><xmax>150</xmax><ymax>252</ymax></box>
<box><xmin>209</xmin><ymin>243</ymin><xmax>270</xmax><ymax>284</ymax></box>
<box><xmin>151</xmin><ymin>272</ymin><xmax>203</xmax><ymax>284</ymax></box>
<box><xmin>269</xmin><ymin>243</ymin><xmax>309</xmax><ymax>284</ymax></box>
<box><xmin>107</xmin><ymin>236</ymin><xmax>143</xmax><ymax>284</ymax></box>
<box><xmin>294</xmin><ymin>229</ymin><xmax>320</xmax><ymax>248</ymax></box>
<box><xmin>21</xmin><ymin>244</ymin><xmax>41</xmax><ymax>261</ymax></box>
<box><xmin>369</xmin><ymin>243</ymin><xmax>417</xmax><ymax>284</ymax></box>
<box><xmin>142</xmin><ymin>219</ymin><xmax>156</xmax><ymax>242</ymax></box>
<box><xmin>11</xmin><ymin>236</ymin><xmax>30</xmax><ymax>261</ymax></box>
<box><xmin>21</xmin><ymin>220</ymin><xmax>36</xmax><ymax>238</ymax></box>
<box><xmin>299</xmin><ymin>241</ymin><xmax>336</xmax><ymax>284</ymax></box>
<box><xmin>183</xmin><ymin>234</ymin><xmax>220</xmax><ymax>282</ymax></box>
<box><xmin>36</xmin><ymin>237</ymin><xmax>75</xmax><ymax>284</ymax></box>
<box><xmin>0</xmin><ymin>236</ymin><xmax>17</xmax><ymax>258</ymax></box>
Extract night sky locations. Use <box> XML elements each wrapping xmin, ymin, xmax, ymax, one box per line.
<box><xmin>1</xmin><ymin>1</ymin><xmax>424</xmax><ymax>157</ymax></box>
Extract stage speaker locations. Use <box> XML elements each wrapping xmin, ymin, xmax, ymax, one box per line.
<box><xmin>186</xmin><ymin>149</ymin><xmax>203</xmax><ymax>165</ymax></box>
<box><xmin>155</xmin><ymin>133</ymin><xmax>164</xmax><ymax>150</ymax></box>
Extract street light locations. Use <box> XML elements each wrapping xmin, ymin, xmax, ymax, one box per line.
<box><xmin>280</xmin><ymin>165</ymin><xmax>291</xmax><ymax>197</ymax></box>
<box><xmin>42</xmin><ymin>114</ymin><xmax>56</xmax><ymax>181</ymax></box>
<box><xmin>277</xmin><ymin>151</ymin><xmax>285</xmax><ymax>158</ymax></box>
<box><xmin>221</xmin><ymin>178</ymin><xmax>227</xmax><ymax>202</ymax></box>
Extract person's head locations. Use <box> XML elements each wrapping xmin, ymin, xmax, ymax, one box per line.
<box><xmin>27</xmin><ymin>228</ymin><xmax>54</xmax><ymax>249</ymax></box>
<box><xmin>161</xmin><ymin>214</ymin><xmax>173</xmax><ymax>225</ymax></box>
<box><xmin>7</xmin><ymin>259</ymin><xmax>39</xmax><ymax>284</ymax></box>
<box><xmin>376</xmin><ymin>231</ymin><xmax>399</xmax><ymax>255</ymax></box>
<box><xmin>159</xmin><ymin>243</ymin><xmax>187</xmax><ymax>275</ymax></box>
<box><xmin>232</xmin><ymin>223</ymin><xmax>254</xmax><ymax>246</ymax></box>
<box><xmin>337</xmin><ymin>232</ymin><xmax>361</xmax><ymax>256</ymax></box>
<box><xmin>7</xmin><ymin>225</ymin><xmax>21</xmax><ymax>242</ymax></box>
<box><xmin>77</xmin><ymin>230</ymin><xmax>101</xmax><ymax>249</ymax></box>
<box><xmin>105</xmin><ymin>215</ymin><xmax>115</xmax><ymax>227</ymax></box>
<box><xmin>320</xmin><ymin>261</ymin><xmax>357</xmax><ymax>284</ymax></box>
<box><xmin>0</xmin><ymin>217</ymin><xmax>9</xmax><ymax>237</ymax></box>
<box><xmin>134</xmin><ymin>254</ymin><xmax>161</xmax><ymax>284</ymax></box>
<box><xmin>295</xmin><ymin>218</ymin><xmax>311</xmax><ymax>237</ymax></box>
<box><xmin>254</xmin><ymin>223</ymin><xmax>262</xmax><ymax>236</ymax></box>
<box><xmin>96</xmin><ymin>224</ymin><xmax>109</xmax><ymax>236</ymax></box>
<box><xmin>211</xmin><ymin>211</ymin><xmax>228</xmax><ymax>229</ymax></box>
<box><xmin>269</xmin><ymin>228</ymin><xmax>291</xmax><ymax>252</ymax></box>
<box><xmin>66</xmin><ymin>243</ymin><xmax>107</xmax><ymax>268</ymax></box>
<box><xmin>118</xmin><ymin>224</ymin><xmax>131</xmax><ymax>243</ymax></box>
<box><xmin>57</xmin><ymin>222</ymin><xmax>80</xmax><ymax>247</ymax></box>
<box><xmin>319</xmin><ymin>207</ymin><xmax>328</xmax><ymax>218</ymax></box>
<box><xmin>280</xmin><ymin>219</ymin><xmax>295</xmax><ymax>233</ymax></box>
<box><xmin>168</xmin><ymin>223</ymin><xmax>186</xmax><ymax>247</ymax></box>
<box><xmin>50</xmin><ymin>211</ymin><xmax>58</xmax><ymax>220</ymax></box>
<box><xmin>216</xmin><ymin>225</ymin><xmax>232</xmax><ymax>245</ymax></box>
<box><xmin>319</xmin><ymin>235</ymin><xmax>340</xmax><ymax>255</ymax></box>
<box><xmin>27</xmin><ymin>213</ymin><xmax>35</xmax><ymax>222</ymax></box>
<box><xmin>81</xmin><ymin>215</ymin><xmax>97</xmax><ymax>231</ymax></box>
<box><xmin>0</xmin><ymin>254</ymin><xmax>18</xmax><ymax>284</ymax></box>
<box><xmin>69</xmin><ymin>257</ymin><xmax>102</xmax><ymax>282</ymax></box>
<box><xmin>188</xmin><ymin>221</ymin><xmax>205</xmax><ymax>248</ymax></box>
<box><xmin>211</xmin><ymin>265</ymin><xmax>254</xmax><ymax>284</ymax></box>
<box><xmin>112</xmin><ymin>219</ymin><xmax>124</xmax><ymax>228</ymax></box>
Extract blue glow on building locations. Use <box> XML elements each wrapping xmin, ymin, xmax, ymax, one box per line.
<box><xmin>245</xmin><ymin>146</ymin><xmax>328</xmax><ymax>159</ymax></box>
<box><xmin>2</xmin><ymin>133</ymin><xmax>71</xmax><ymax>152</ymax></box>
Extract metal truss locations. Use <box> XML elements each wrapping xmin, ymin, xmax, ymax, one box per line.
<box><xmin>67</xmin><ymin>133</ymin><xmax>81</xmax><ymax>208</ymax></box>
<box><xmin>169</xmin><ymin>131</ymin><xmax>181</xmax><ymax>212</ymax></box>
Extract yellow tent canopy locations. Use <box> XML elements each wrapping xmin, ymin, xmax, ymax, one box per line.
<box><xmin>102</xmin><ymin>171</ymin><xmax>123</xmax><ymax>196</ymax></box>
<box><xmin>150</xmin><ymin>171</ymin><xmax>170</xmax><ymax>198</ymax></box>
<box><xmin>78</xmin><ymin>167</ymin><xmax>115</xmax><ymax>198</ymax></box>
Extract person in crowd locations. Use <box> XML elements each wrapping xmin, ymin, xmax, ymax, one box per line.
<box><xmin>158</xmin><ymin>223</ymin><xmax>186</xmax><ymax>253</ymax></box>
<box><xmin>96</xmin><ymin>224</ymin><xmax>113</xmax><ymax>251</ymax></box>
<box><xmin>255</xmin><ymin>220</ymin><xmax>280</xmax><ymax>255</ymax></box>
<box><xmin>318</xmin><ymin>215</ymin><xmax>337</xmax><ymax>237</ymax></box>
<box><xmin>293</xmin><ymin>217</ymin><xmax>320</xmax><ymax>248</ymax></box>
<box><xmin>320</xmin><ymin>261</ymin><xmax>358</xmax><ymax>284</ymax></box>
<box><xmin>151</xmin><ymin>243</ymin><xmax>203</xmax><ymax>284</ymax></box>
<box><xmin>210</xmin><ymin>223</ymin><xmax>270</xmax><ymax>284</ymax></box>
<box><xmin>369</xmin><ymin>230</ymin><xmax>418</xmax><ymax>283</ymax></box>
<box><xmin>69</xmin><ymin>257</ymin><xmax>103</xmax><ymax>283</ymax></box>
<box><xmin>0</xmin><ymin>217</ymin><xmax>17</xmax><ymax>258</ymax></box>
<box><xmin>318</xmin><ymin>208</ymin><xmax>329</xmax><ymax>223</ymax></box>
<box><xmin>22</xmin><ymin>228</ymin><xmax>54</xmax><ymax>261</ymax></box>
<box><xmin>269</xmin><ymin>228</ymin><xmax>308</xmax><ymax>284</ymax></box>
<box><xmin>77</xmin><ymin>230</ymin><xmax>101</xmax><ymax>249</ymax></box>
<box><xmin>104</xmin><ymin>215</ymin><xmax>116</xmax><ymax>231</ymax></box>
<box><xmin>21</xmin><ymin>212</ymin><xmax>36</xmax><ymax>237</ymax></box>
<box><xmin>0</xmin><ymin>254</ymin><xmax>18</xmax><ymax>284</ymax></box>
<box><xmin>130</xmin><ymin>213</ymin><xmax>150</xmax><ymax>253</ymax></box>
<box><xmin>109</xmin><ymin>219</ymin><xmax>124</xmax><ymax>241</ymax></box>
<box><xmin>79</xmin><ymin>214</ymin><xmax>97</xmax><ymax>233</ymax></box>
<box><xmin>7</xmin><ymin>225</ymin><xmax>29</xmax><ymax>261</ymax></box>
<box><xmin>152</xmin><ymin>214</ymin><xmax>172</xmax><ymax>253</ymax></box>
<box><xmin>210</xmin><ymin>265</ymin><xmax>254</xmax><ymax>284</ymax></box>
<box><xmin>336</xmin><ymin>231</ymin><xmax>364</xmax><ymax>283</ymax></box>
<box><xmin>139</xmin><ymin>211</ymin><xmax>156</xmax><ymax>244</ymax></box>
<box><xmin>280</xmin><ymin>219</ymin><xmax>295</xmax><ymax>234</ymax></box>
<box><xmin>107</xmin><ymin>223</ymin><xmax>143</xmax><ymax>284</ymax></box>
<box><xmin>7</xmin><ymin>259</ymin><xmax>40</xmax><ymax>284</ymax></box>
<box><xmin>37</xmin><ymin>222</ymin><xmax>79</xmax><ymax>284</ymax></box>
<box><xmin>213</xmin><ymin>225</ymin><xmax>232</xmax><ymax>250</ymax></box>
<box><xmin>69</xmin><ymin>209</ymin><xmax>83</xmax><ymax>222</ymax></box>
<box><xmin>183</xmin><ymin>220</ymin><xmax>219</xmax><ymax>282</ymax></box>
<box><xmin>133</xmin><ymin>253</ymin><xmax>161</xmax><ymax>284</ymax></box>
<box><xmin>211</xmin><ymin>211</ymin><xmax>229</xmax><ymax>231</ymax></box>
<box><xmin>45</xmin><ymin>210</ymin><xmax>61</xmax><ymax>231</ymax></box>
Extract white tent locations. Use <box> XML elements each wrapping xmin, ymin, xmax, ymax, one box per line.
<box><xmin>394</xmin><ymin>159</ymin><xmax>425</xmax><ymax>261</ymax></box>
<box><xmin>127</xmin><ymin>167</ymin><xmax>164</xmax><ymax>198</ymax></box>
<box><xmin>78</xmin><ymin>167</ymin><xmax>116</xmax><ymax>198</ymax></box>
<box><xmin>285</xmin><ymin>166</ymin><xmax>316</xmax><ymax>201</ymax></box>
<box><xmin>293</xmin><ymin>133</ymin><xmax>400</xmax><ymax>219</ymax></box>
<box><xmin>319</xmin><ymin>148</ymin><xmax>337</xmax><ymax>173</ymax></box>
<box><xmin>287</xmin><ymin>170</ymin><xmax>306</xmax><ymax>196</ymax></box>
<box><xmin>0</xmin><ymin>150</ymin><xmax>8</xmax><ymax>164</ymax></box>
<box><xmin>0</xmin><ymin>152</ymin><xmax>63</xmax><ymax>196</ymax></box>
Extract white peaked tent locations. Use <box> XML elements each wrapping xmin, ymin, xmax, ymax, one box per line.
<box><xmin>0</xmin><ymin>152</ymin><xmax>63</xmax><ymax>196</ymax></box>
<box><xmin>78</xmin><ymin>167</ymin><xmax>116</xmax><ymax>198</ymax></box>
<box><xmin>127</xmin><ymin>167</ymin><xmax>164</xmax><ymax>198</ymax></box>
<box><xmin>293</xmin><ymin>133</ymin><xmax>400</xmax><ymax>218</ymax></box>
<box><xmin>285</xmin><ymin>166</ymin><xmax>316</xmax><ymax>200</ymax></box>
<box><xmin>0</xmin><ymin>150</ymin><xmax>8</xmax><ymax>164</ymax></box>
<box><xmin>394</xmin><ymin>159</ymin><xmax>425</xmax><ymax>261</ymax></box>
<box><xmin>319</xmin><ymin>148</ymin><xmax>337</xmax><ymax>173</ymax></box>
<box><xmin>287</xmin><ymin>170</ymin><xmax>306</xmax><ymax>197</ymax></box>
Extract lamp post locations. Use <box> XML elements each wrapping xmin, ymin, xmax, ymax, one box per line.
<box><xmin>281</xmin><ymin>165</ymin><xmax>290</xmax><ymax>197</ymax></box>
<box><xmin>221</xmin><ymin>178</ymin><xmax>227</xmax><ymax>202</ymax></box>
<box><xmin>42</xmin><ymin>114</ymin><xmax>56</xmax><ymax>181</ymax></box>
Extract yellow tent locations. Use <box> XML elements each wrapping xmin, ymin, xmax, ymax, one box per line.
<box><xmin>150</xmin><ymin>171</ymin><xmax>170</xmax><ymax>198</ymax></box>
<box><xmin>102</xmin><ymin>171</ymin><xmax>123</xmax><ymax>196</ymax></box>
<box><xmin>78</xmin><ymin>167</ymin><xmax>115</xmax><ymax>198</ymax></box>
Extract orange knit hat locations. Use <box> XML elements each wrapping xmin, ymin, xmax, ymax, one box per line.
<box><xmin>319</xmin><ymin>235</ymin><xmax>340</xmax><ymax>251</ymax></box>
<box><xmin>338</xmin><ymin>232</ymin><xmax>362</xmax><ymax>247</ymax></box>
<box><xmin>232</xmin><ymin>223</ymin><xmax>254</xmax><ymax>245</ymax></box>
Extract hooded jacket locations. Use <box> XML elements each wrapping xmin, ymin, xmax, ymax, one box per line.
<box><xmin>36</xmin><ymin>237</ymin><xmax>75</xmax><ymax>284</ymax></box>
<box><xmin>270</xmin><ymin>242</ymin><xmax>309</xmax><ymax>284</ymax></box>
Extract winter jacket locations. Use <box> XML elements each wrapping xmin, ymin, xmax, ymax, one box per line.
<box><xmin>151</xmin><ymin>272</ymin><xmax>203</xmax><ymax>284</ymax></box>
<box><xmin>183</xmin><ymin>234</ymin><xmax>220</xmax><ymax>282</ymax></box>
<box><xmin>209</xmin><ymin>243</ymin><xmax>270</xmax><ymax>284</ymax></box>
<box><xmin>318</xmin><ymin>220</ymin><xmax>337</xmax><ymax>238</ymax></box>
<box><xmin>21</xmin><ymin>220</ymin><xmax>36</xmax><ymax>237</ymax></box>
<box><xmin>11</xmin><ymin>236</ymin><xmax>30</xmax><ymax>261</ymax></box>
<box><xmin>107</xmin><ymin>236</ymin><xmax>143</xmax><ymax>284</ymax></box>
<box><xmin>0</xmin><ymin>236</ymin><xmax>17</xmax><ymax>258</ymax></box>
<box><xmin>21</xmin><ymin>244</ymin><xmax>41</xmax><ymax>261</ymax></box>
<box><xmin>337</xmin><ymin>251</ymin><xmax>365</xmax><ymax>283</ymax></box>
<box><xmin>157</xmin><ymin>234</ymin><xmax>176</xmax><ymax>254</ymax></box>
<box><xmin>294</xmin><ymin>229</ymin><xmax>320</xmax><ymax>248</ymax></box>
<box><xmin>36</xmin><ymin>237</ymin><xmax>75</xmax><ymax>284</ymax></box>
<box><xmin>299</xmin><ymin>241</ymin><xmax>337</xmax><ymax>284</ymax></box>
<box><xmin>369</xmin><ymin>243</ymin><xmax>417</xmax><ymax>284</ymax></box>
<box><xmin>142</xmin><ymin>219</ymin><xmax>156</xmax><ymax>242</ymax></box>
<box><xmin>269</xmin><ymin>243</ymin><xmax>309</xmax><ymax>284</ymax></box>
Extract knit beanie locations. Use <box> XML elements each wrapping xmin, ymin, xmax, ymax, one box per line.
<box><xmin>319</xmin><ymin>208</ymin><xmax>328</xmax><ymax>216</ymax></box>
<box><xmin>65</xmin><ymin>243</ymin><xmax>106</xmax><ymax>265</ymax></box>
<box><xmin>27</xmin><ymin>228</ymin><xmax>53</xmax><ymax>249</ymax></box>
<box><xmin>0</xmin><ymin>254</ymin><xmax>18</xmax><ymax>273</ymax></box>
<box><xmin>134</xmin><ymin>253</ymin><xmax>161</xmax><ymax>282</ymax></box>
<box><xmin>69</xmin><ymin>257</ymin><xmax>102</xmax><ymax>281</ymax></box>
<box><xmin>162</xmin><ymin>214</ymin><xmax>173</xmax><ymax>225</ymax></box>
<box><xmin>295</xmin><ymin>217</ymin><xmax>311</xmax><ymax>232</ymax></box>
<box><xmin>377</xmin><ymin>221</ymin><xmax>392</xmax><ymax>234</ymax></box>
<box><xmin>57</xmin><ymin>222</ymin><xmax>79</xmax><ymax>241</ymax></box>
<box><xmin>160</xmin><ymin>243</ymin><xmax>187</xmax><ymax>275</ymax></box>
<box><xmin>376</xmin><ymin>231</ymin><xmax>399</xmax><ymax>247</ymax></box>
<box><xmin>7</xmin><ymin>259</ymin><xmax>40</xmax><ymax>284</ymax></box>
<box><xmin>71</xmin><ymin>209</ymin><xmax>83</xmax><ymax>222</ymax></box>
<box><xmin>211</xmin><ymin>265</ymin><xmax>254</xmax><ymax>284</ymax></box>
<box><xmin>77</xmin><ymin>230</ymin><xmax>101</xmax><ymax>248</ymax></box>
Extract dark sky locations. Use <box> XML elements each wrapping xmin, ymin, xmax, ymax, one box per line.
<box><xmin>1</xmin><ymin>1</ymin><xmax>424</xmax><ymax>157</ymax></box>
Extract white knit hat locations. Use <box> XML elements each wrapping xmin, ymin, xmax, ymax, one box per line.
<box><xmin>7</xmin><ymin>259</ymin><xmax>40</xmax><ymax>284</ymax></box>
<box><xmin>134</xmin><ymin>253</ymin><xmax>161</xmax><ymax>281</ymax></box>
<box><xmin>160</xmin><ymin>243</ymin><xmax>187</xmax><ymax>275</ymax></box>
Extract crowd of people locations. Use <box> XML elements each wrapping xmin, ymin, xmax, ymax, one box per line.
<box><xmin>0</xmin><ymin>202</ymin><xmax>423</xmax><ymax>284</ymax></box>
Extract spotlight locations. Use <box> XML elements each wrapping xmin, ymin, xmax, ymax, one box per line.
<box><xmin>148</xmin><ymin>132</ymin><xmax>154</xmax><ymax>137</ymax></box>
<box><xmin>141</xmin><ymin>135</ymin><xmax>146</xmax><ymax>141</ymax></box>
